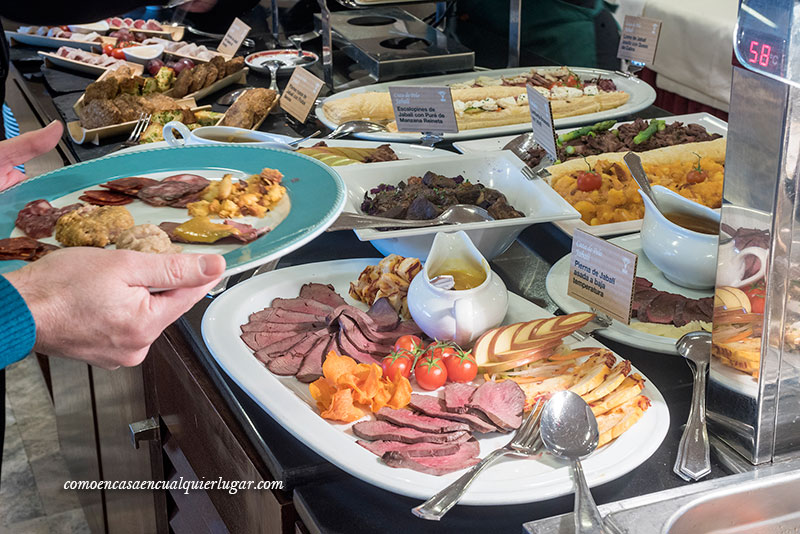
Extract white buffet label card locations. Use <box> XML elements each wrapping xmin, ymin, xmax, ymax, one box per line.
<box><xmin>567</xmin><ymin>230</ymin><xmax>638</xmax><ymax>324</ymax></box>
<box><xmin>388</xmin><ymin>86</ymin><xmax>459</xmax><ymax>133</ymax></box>
<box><xmin>525</xmin><ymin>84</ymin><xmax>558</xmax><ymax>162</ymax></box>
<box><xmin>617</xmin><ymin>15</ymin><xmax>662</xmax><ymax>65</ymax></box>
<box><xmin>280</xmin><ymin>67</ymin><xmax>325</xmax><ymax>123</ymax></box>
<box><xmin>217</xmin><ymin>17</ymin><xmax>251</xmax><ymax>58</ymax></box>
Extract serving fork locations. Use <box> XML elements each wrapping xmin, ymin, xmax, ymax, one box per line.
<box><xmin>112</xmin><ymin>112</ymin><xmax>151</xmax><ymax>152</ymax></box>
<box><xmin>412</xmin><ymin>400</ymin><xmax>543</xmax><ymax>521</ymax></box>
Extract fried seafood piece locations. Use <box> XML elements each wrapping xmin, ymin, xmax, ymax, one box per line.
<box><xmin>116</xmin><ymin>224</ymin><xmax>181</xmax><ymax>253</ymax></box>
<box><xmin>55</xmin><ymin>205</ymin><xmax>135</xmax><ymax>247</ymax></box>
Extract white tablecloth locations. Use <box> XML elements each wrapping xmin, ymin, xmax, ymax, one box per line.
<box><xmin>612</xmin><ymin>0</ymin><xmax>738</xmax><ymax>111</ymax></box>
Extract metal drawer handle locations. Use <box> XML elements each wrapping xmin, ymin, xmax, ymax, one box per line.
<box><xmin>129</xmin><ymin>417</ymin><xmax>159</xmax><ymax>449</ymax></box>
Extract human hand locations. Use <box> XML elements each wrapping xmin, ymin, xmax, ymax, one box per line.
<box><xmin>177</xmin><ymin>0</ymin><xmax>218</xmax><ymax>13</ymax></box>
<box><xmin>4</xmin><ymin>247</ymin><xmax>225</xmax><ymax>369</ymax></box>
<box><xmin>0</xmin><ymin>121</ymin><xmax>63</xmax><ymax>193</ymax></box>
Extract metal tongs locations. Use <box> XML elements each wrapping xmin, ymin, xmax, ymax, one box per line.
<box><xmin>502</xmin><ymin>132</ymin><xmax>554</xmax><ymax>181</ymax></box>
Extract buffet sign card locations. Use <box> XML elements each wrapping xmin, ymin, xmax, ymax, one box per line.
<box><xmin>388</xmin><ymin>86</ymin><xmax>459</xmax><ymax>133</ymax></box>
<box><xmin>567</xmin><ymin>230</ymin><xmax>638</xmax><ymax>324</ymax></box>
<box><xmin>280</xmin><ymin>67</ymin><xmax>325</xmax><ymax>123</ymax></box>
<box><xmin>217</xmin><ymin>17</ymin><xmax>251</xmax><ymax>58</ymax></box>
<box><xmin>617</xmin><ymin>15</ymin><xmax>662</xmax><ymax>65</ymax></box>
<box><xmin>525</xmin><ymin>85</ymin><xmax>558</xmax><ymax>162</ymax></box>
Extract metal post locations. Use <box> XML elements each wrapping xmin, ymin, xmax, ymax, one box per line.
<box><xmin>317</xmin><ymin>0</ymin><xmax>334</xmax><ymax>91</ymax></box>
<box><xmin>508</xmin><ymin>0</ymin><xmax>522</xmax><ymax>67</ymax></box>
<box><xmin>271</xmin><ymin>0</ymin><xmax>280</xmax><ymax>42</ymax></box>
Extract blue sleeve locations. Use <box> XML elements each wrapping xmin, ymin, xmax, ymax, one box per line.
<box><xmin>0</xmin><ymin>274</ymin><xmax>36</xmax><ymax>369</ymax></box>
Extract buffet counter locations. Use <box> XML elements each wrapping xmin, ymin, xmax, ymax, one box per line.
<box><xmin>2</xmin><ymin>10</ymin><xmax>756</xmax><ymax>533</ymax></box>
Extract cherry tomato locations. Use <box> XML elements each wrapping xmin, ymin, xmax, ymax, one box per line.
<box><xmin>111</xmin><ymin>48</ymin><xmax>126</xmax><ymax>60</ymax></box>
<box><xmin>745</xmin><ymin>282</ymin><xmax>766</xmax><ymax>314</ymax></box>
<box><xmin>414</xmin><ymin>355</ymin><xmax>447</xmax><ymax>390</ymax></box>
<box><xmin>442</xmin><ymin>349</ymin><xmax>477</xmax><ymax>383</ymax></box>
<box><xmin>393</xmin><ymin>335</ymin><xmax>423</xmax><ymax>356</ymax></box>
<box><xmin>381</xmin><ymin>351</ymin><xmax>413</xmax><ymax>381</ymax></box>
<box><xmin>102</xmin><ymin>43</ymin><xmax>114</xmax><ymax>56</ymax></box>
<box><xmin>565</xmin><ymin>74</ymin><xmax>582</xmax><ymax>88</ymax></box>
<box><xmin>686</xmin><ymin>169</ymin><xmax>708</xmax><ymax>184</ymax></box>
<box><xmin>576</xmin><ymin>171</ymin><xmax>602</xmax><ymax>192</ymax></box>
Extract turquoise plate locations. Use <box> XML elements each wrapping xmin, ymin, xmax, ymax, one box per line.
<box><xmin>0</xmin><ymin>145</ymin><xmax>346</xmax><ymax>276</ymax></box>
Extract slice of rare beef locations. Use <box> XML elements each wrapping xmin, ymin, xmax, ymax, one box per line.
<box><xmin>357</xmin><ymin>440</ymin><xmax>462</xmax><ymax>458</ymax></box>
<box><xmin>466</xmin><ymin>381</ymin><xmax>525</xmax><ymax>431</ymax></box>
<box><xmin>266</xmin><ymin>354</ymin><xmax>304</xmax><ymax>375</ymax></box>
<box><xmin>408</xmin><ymin>394</ymin><xmax>500</xmax><ymax>434</ymax></box>
<box><xmin>271</xmin><ymin>297</ymin><xmax>333</xmax><ymax>318</ymax></box>
<box><xmin>367</xmin><ymin>297</ymin><xmax>400</xmax><ymax>331</ymax></box>
<box><xmin>375</xmin><ymin>407</ymin><xmax>470</xmax><ymax>434</ymax></box>
<box><xmin>240</xmin><ymin>320</ymin><xmax>323</xmax><ymax>333</ymax></box>
<box><xmin>337</xmin><ymin>327</ymin><xmax>380</xmax><ymax>365</ymax></box>
<box><xmin>443</xmin><ymin>383</ymin><xmax>478</xmax><ymax>413</ymax></box>
<box><xmin>351</xmin><ymin>420</ymin><xmax>469</xmax><ymax>444</ymax></box>
<box><xmin>381</xmin><ymin>440</ymin><xmax>481</xmax><ymax>475</ymax></box>
<box><xmin>295</xmin><ymin>335</ymin><xmax>333</xmax><ymax>383</ymax></box>
<box><xmin>339</xmin><ymin>315</ymin><xmax>395</xmax><ymax>356</ymax></box>
<box><xmin>249</xmin><ymin>307</ymin><xmax>322</xmax><ymax>324</ymax></box>
<box><xmin>299</xmin><ymin>283</ymin><xmax>346</xmax><ymax>308</ymax></box>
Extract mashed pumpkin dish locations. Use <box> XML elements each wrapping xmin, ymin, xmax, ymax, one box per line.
<box><xmin>546</xmin><ymin>138</ymin><xmax>725</xmax><ymax>226</ymax></box>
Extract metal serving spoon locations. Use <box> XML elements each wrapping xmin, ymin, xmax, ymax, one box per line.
<box><xmin>324</xmin><ymin>120</ymin><xmax>388</xmax><ymax>140</ymax></box>
<box><xmin>624</xmin><ymin>151</ymin><xmax>666</xmax><ymax>215</ymax></box>
<box><xmin>540</xmin><ymin>391</ymin><xmax>612</xmax><ymax>534</ymax></box>
<box><xmin>674</xmin><ymin>331</ymin><xmax>712</xmax><ymax>482</ymax></box>
<box><xmin>264</xmin><ymin>60</ymin><xmax>281</xmax><ymax>92</ymax></box>
<box><xmin>216</xmin><ymin>86</ymin><xmax>255</xmax><ymax>106</ymax></box>
<box><xmin>326</xmin><ymin>205</ymin><xmax>493</xmax><ymax>232</ymax></box>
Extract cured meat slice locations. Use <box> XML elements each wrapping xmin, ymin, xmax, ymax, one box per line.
<box><xmin>352</xmin><ymin>420</ymin><xmax>469</xmax><ymax>444</ymax></box>
<box><xmin>145</xmin><ymin>19</ymin><xmax>163</xmax><ymax>31</ymax></box>
<box><xmin>15</xmin><ymin>200</ymin><xmax>82</xmax><ymax>239</ymax></box>
<box><xmin>299</xmin><ymin>283</ymin><xmax>346</xmax><ymax>308</ymax></box>
<box><xmin>357</xmin><ymin>440</ymin><xmax>463</xmax><ymax>458</ymax></box>
<box><xmin>466</xmin><ymin>381</ymin><xmax>525</xmax><ymax>431</ymax></box>
<box><xmin>79</xmin><ymin>190</ymin><xmax>134</xmax><ymax>206</ymax></box>
<box><xmin>138</xmin><ymin>181</ymin><xmax>204</xmax><ymax>207</ymax></box>
<box><xmin>408</xmin><ymin>394</ymin><xmax>500</xmax><ymax>434</ymax></box>
<box><xmin>162</xmin><ymin>173</ymin><xmax>210</xmax><ymax>188</ymax></box>
<box><xmin>382</xmin><ymin>440</ymin><xmax>481</xmax><ymax>476</ymax></box>
<box><xmin>0</xmin><ymin>237</ymin><xmax>57</xmax><ymax>261</ymax></box>
<box><xmin>296</xmin><ymin>335</ymin><xmax>335</xmax><ymax>383</ymax></box>
<box><xmin>169</xmin><ymin>191</ymin><xmax>202</xmax><ymax>208</ymax></box>
<box><xmin>443</xmin><ymin>383</ymin><xmax>478</xmax><ymax>414</ymax></box>
<box><xmin>222</xmin><ymin>220</ymin><xmax>270</xmax><ymax>243</ymax></box>
<box><xmin>375</xmin><ymin>407</ymin><xmax>470</xmax><ymax>434</ymax></box>
<box><xmin>100</xmin><ymin>177</ymin><xmax>159</xmax><ymax>194</ymax></box>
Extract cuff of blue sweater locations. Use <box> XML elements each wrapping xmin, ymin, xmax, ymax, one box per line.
<box><xmin>0</xmin><ymin>274</ymin><xmax>36</xmax><ymax>369</ymax></box>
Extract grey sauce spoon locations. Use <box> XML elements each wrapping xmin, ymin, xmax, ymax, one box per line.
<box><xmin>326</xmin><ymin>205</ymin><xmax>493</xmax><ymax>232</ymax></box>
<box><xmin>540</xmin><ymin>390</ymin><xmax>612</xmax><ymax>534</ymax></box>
<box><xmin>623</xmin><ymin>151</ymin><xmax>666</xmax><ymax>215</ymax></box>
<box><xmin>673</xmin><ymin>331</ymin><xmax>712</xmax><ymax>482</ymax></box>
<box><xmin>324</xmin><ymin>120</ymin><xmax>388</xmax><ymax>140</ymax></box>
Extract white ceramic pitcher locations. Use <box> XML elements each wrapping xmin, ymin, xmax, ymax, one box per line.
<box><xmin>407</xmin><ymin>231</ymin><xmax>508</xmax><ymax>346</ymax></box>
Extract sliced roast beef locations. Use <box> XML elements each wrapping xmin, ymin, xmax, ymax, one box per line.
<box><xmin>375</xmin><ymin>407</ymin><xmax>470</xmax><ymax>434</ymax></box>
<box><xmin>271</xmin><ymin>297</ymin><xmax>333</xmax><ymax>317</ymax></box>
<box><xmin>253</xmin><ymin>328</ymin><xmax>328</xmax><ymax>357</ymax></box>
<box><xmin>352</xmin><ymin>420</ymin><xmax>469</xmax><ymax>444</ymax></box>
<box><xmin>239</xmin><ymin>320</ymin><xmax>323</xmax><ymax>333</ymax></box>
<box><xmin>443</xmin><ymin>383</ymin><xmax>478</xmax><ymax>413</ymax></box>
<box><xmin>336</xmin><ymin>327</ymin><xmax>380</xmax><ymax>365</ymax></box>
<box><xmin>357</xmin><ymin>440</ymin><xmax>462</xmax><ymax>458</ymax></box>
<box><xmin>409</xmin><ymin>394</ymin><xmax>500</xmax><ymax>434</ymax></box>
<box><xmin>266</xmin><ymin>354</ymin><xmax>304</xmax><ymax>375</ymax></box>
<box><xmin>296</xmin><ymin>335</ymin><xmax>335</xmax><ymax>383</ymax></box>
<box><xmin>240</xmin><ymin>329</ymin><xmax>306</xmax><ymax>352</ymax></box>
<box><xmin>249</xmin><ymin>308</ymin><xmax>323</xmax><ymax>324</ymax></box>
<box><xmin>382</xmin><ymin>440</ymin><xmax>481</xmax><ymax>475</ymax></box>
<box><xmin>330</xmin><ymin>305</ymin><xmax>422</xmax><ymax>344</ymax></box>
<box><xmin>466</xmin><ymin>381</ymin><xmax>525</xmax><ymax>431</ymax></box>
<box><xmin>639</xmin><ymin>293</ymin><xmax>685</xmax><ymax>324</ymax></box>
<box><xmin>339</xmin><ymin>315</ymin><xmax>395</xmax><ymax>356</ymax></box>
<box><xmin>299</xmin><ymin>283</ymin><xmax>346</xmax><ymax>308</ymax></box>
<box><xmin>367</xmin><ymin>297</ymin><xmax>400</xmax><ymax>331</ymax></box>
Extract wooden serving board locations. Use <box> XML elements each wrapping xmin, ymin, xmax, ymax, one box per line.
<box><xmin>218</xmin><ymin>90</ymin><xmax>281</xmax><ymax>130</ymax></box>
<box><xmin>68</xmin><ymin>97</ymin><xmax>201</xmax><ymax>145</ymax></box>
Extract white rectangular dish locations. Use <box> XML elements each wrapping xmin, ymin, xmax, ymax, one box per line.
<box><xmin>333</xmin><ymin>151</ymin><xmax>580</xmax><ymax>260</ymax></box>
<box><xmin>315</xmin><ymin>66</ymin><xmax>656</xmax><ymax>142</ymax></box>
<box><xmin>455</xmin><ymin>113</ymin><xmax>728</xmax><ymax>238</ymax></box>
<box><xmin>7</xmin><ymin>31</ymin><xmax>115</xmax><ymax>52</ymax></box>
<box><xmin>38</xmin><ymin>51</ymin><xmax>143</xmax><ymax>76</ymax></box>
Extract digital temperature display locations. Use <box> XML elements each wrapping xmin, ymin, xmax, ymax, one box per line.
<box><xmin>740</xmin><ymin>31</ymin><xmax>787</xmax><ymax>76</ymax></box>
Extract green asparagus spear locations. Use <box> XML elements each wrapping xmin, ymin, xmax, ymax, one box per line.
<box><xmin>556</xmin><ymin>120</ymin><xmax>616</xmax><ymax>144</ymax></box>
<box><xmin>633</xmin><ymin>119</ymin><xmax>665</xmax><ymax>144</ymax></box>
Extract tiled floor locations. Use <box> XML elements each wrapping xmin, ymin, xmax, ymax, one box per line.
<box><xmin>1</xmin><ymin>356</ymin><xmax>91</xmax><ymax>534</ymax></box>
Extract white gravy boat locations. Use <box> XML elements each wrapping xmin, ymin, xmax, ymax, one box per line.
<box><xmin>407</xmin><ymin>231</ymin><xmax>508</xmax><ymax>346</ymax></box>
<box><xmin>162</xmin><ymin>121</ymin><xmax>293</xmax><ymax>149</ymax></box>
<box><xmin>639</xmin><ymin>185</ymin><xmax>721</xmax><ymax>289</ymax></box>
